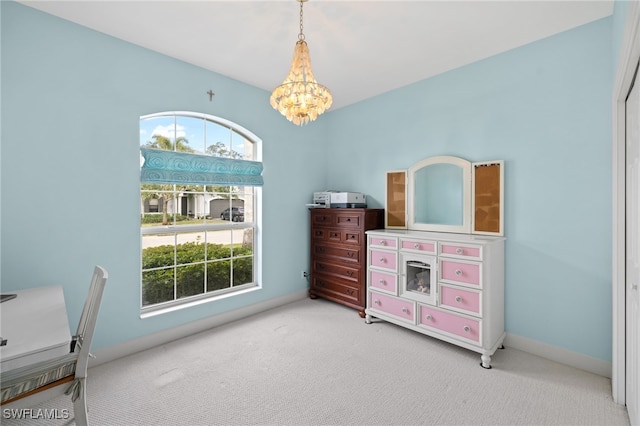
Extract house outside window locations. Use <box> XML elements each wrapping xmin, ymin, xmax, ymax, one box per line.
<box><xmin>140</xmin><ymin>112</ymin><xmax>262</xmax><ymax>313</ymax></box>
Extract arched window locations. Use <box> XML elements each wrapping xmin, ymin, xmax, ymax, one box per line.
<box><xmin>139</xmin><ymin>112</ymin><xmax>262</xmax><ymax>313</ymax></box>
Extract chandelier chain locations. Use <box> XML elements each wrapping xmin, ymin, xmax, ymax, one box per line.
<box><xmin>298</xmin><ymin>0</ymin><xmax>305</xmax><ymax>41</ymax></box>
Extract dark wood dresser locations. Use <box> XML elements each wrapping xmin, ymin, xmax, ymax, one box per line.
<box><xmin>309</xmin><ymin>208</ymin><xmax>384</xmax><ymax>317</ymax></box>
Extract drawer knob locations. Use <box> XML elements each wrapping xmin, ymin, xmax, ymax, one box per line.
<box><xmin>463</xmin><ymin>325</ymin><xmax>471</xmax><ymax>333</ymax></box>
<box><xmin>456</xmin><ymin>248</ymin><xmax>463</xmax><ymax>255</ymax></box>
<box><xmin>425</xmin><ymin>314</ymin><xmax>432</xmax><ymax>321</ymax></box>
<box><xmin>379</xmin><ymin>279</ymin><xmax>386</xmax><ymax>285</ymax></box>
<box><xmin>380</xmin><ymin>240</ymin><xmax>386</xmax><ymax>246</ymax></box>
<box><xmin>455</xmin><ymin>296</ymin><xmax>462</xmax><ymax>303</ymax></box>
<box><xmin>374</xmin><ymin>299</ymin><xmax>381</xmax><ymax>305</ymax></box>
<box><xmin>414</xmin><ymin>243</ymin><xmax>420</xmax><ymax>249</ymax></box>
<box><xmin>455</xmin><ymin>269</ymin><xmax>463</xmax><ymax>276</ymax></box>
<box><xmin>379</xmin><ymin>257</ymin><xmax>386</xmax><ymax>263</ymax></box>
<box><xmin>402</xmin><ymin>307</ymin><xmax>409</xmax><ymax>314</ymax></box>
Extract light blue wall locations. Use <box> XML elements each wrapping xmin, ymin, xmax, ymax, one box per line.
<box><xmin>325</xmin><ymin>18</ymin><xmax>613</xmax><ymax>362</ymax></box>
<box><xmin>0</xmin><ymin>1</ymin><xmax>621</xmax><ymax>364</ymax></box>
<box><xmin>0</xmin><ymin>1</ymin><xmax>327</xmax><ymax>350</ymax></box>
<box><xmin>612</xmin><ymin>0</ymin><xmax>631</xmax><ymax>67</ymax></box>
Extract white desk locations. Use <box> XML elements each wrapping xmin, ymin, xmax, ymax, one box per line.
<box><xmin>0</xmin><ymin>286</ymin><xmax>71</xmax><ymax>371</ymax></box>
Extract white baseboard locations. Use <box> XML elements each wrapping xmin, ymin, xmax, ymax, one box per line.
<box><xmin>505</xmin><ymin>333</ymin><xmax>612</xmax><ymax>378</ymax></box>
<box><xmin>90</xmin><ymin>289</ymin><xmax>308</xmax><ymax>367</ymax></box>
<box><xmin>90</xmin><ymin>296</ymin><xmax>612</xmax><ymax>379</ymax></box>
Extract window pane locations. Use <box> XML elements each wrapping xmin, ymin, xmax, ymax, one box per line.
<box><xmin>233</xmin><ymin>255</ymin><xmax>253</xmax><ymax>286</ymax></box>
<box><xmin>176</xmin><ymin>263</ymin><xmax>205</xmax><ymax>299</ymax></box>
<box><xmin>140</xmin><ymin>116</ymin><xmax>175</xmax><ymax>148</ymax></box>
<box><xmin>142</xmin><ymin>267</ymin><xmax>174</xmax><ymax>306</ymax></box>
<box><xmin>207</xmin><ymin>259</ymin><xmax>231</xmax><ymax>292</ymax></box>
<box><xmin>206</xmin><ymin>121</ymin><xmax>232</xmax><ymax>157</ymax></box>
<box><xmin>232</xmin><ymin>130</ymin><xmax>253</xmax><ymax>160</ymax></box>
<box><xmin>141</xmin><ymin>189</ymin><xmax>177</xmax><ymax>225</ymax></box>
<box><xmin>176</xmin><ymin>116</ymin><xmax>205</xmax><ymax>153</ymax></box>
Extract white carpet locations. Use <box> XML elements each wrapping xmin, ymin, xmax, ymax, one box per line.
<box><xmin>1</xmin><ymin>298</ymin><xmax>630</xmax><ymax>425</ymax></box>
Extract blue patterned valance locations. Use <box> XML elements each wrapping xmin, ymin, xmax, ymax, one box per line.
<box><xmin>140</xmin><ymin>147</ymin><xmax>263</xmax><ymax>186</ymax></box>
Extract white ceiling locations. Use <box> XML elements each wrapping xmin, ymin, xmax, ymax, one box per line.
<box><xmin>19</xmin><ymin>0</ymin><xmax>613</xmax><ymax>110</ymax></box>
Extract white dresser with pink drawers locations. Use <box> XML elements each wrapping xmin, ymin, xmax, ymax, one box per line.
<box><xmin>365</xmin><ymin>229</ymin><xmax>505</xmax><ymax>368</ymax></box>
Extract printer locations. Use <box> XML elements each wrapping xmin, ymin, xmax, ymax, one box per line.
<box><xmin>313</xmin><ymin>191</ymin><xmax>367</xmax><ymax>208</ymax></box>
<box><xmin>330</xmin><ymin>192</ymin><xmax>366</xmax><ymax>208</ymax></box>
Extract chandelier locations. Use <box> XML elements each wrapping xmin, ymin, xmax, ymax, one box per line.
<box><xmin>270</xmin><ymin>0</ymin><xmax>332</xmax><ymax>126</ymax></box>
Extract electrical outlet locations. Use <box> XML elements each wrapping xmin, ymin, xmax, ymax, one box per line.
<box><xmin>301</xmin><ymin>271</ymin><xmax>309</xmax><ymax>279</ymax></box>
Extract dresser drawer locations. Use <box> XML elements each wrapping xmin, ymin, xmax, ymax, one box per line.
<box><xmin>368</xmin><ymin>235</ymin><xmax>398</xmax><ymax>249</ymax></box>
<box><xmin>313</xmin><ymin>260</ymin><xmax>359</xmax><ymax>283</ymax></box>
<box><xmin>439</xmin><ymin>284</ymin><xmax>481</xmax><ymax>317</ymax></box>
<box><xmin>312</xmin><ymin>276</ymin><xmax>361</xmax><ymax>304</ymax></box>
<box><xmin>311</xmin><ymin>212</ymin><xmax>334</xmax><ymax>227</ymax></box>
<box><xmin>439</xmin><ymin>243</ymin><xmax>482</xmax><ymax>260</ymax></box>
<box><xmin>439</xmin><ymin>259</ymin><xmax>481</xmax><ymax>287</ymax></box>
<box><xmin>369</xmin><ymin>270</ymin><xmax>397</xmax><ymax>294</ymax></box>
<box><xmin>368</xmin><ymin>291</ymin><xmax>415</xmax><ymax>323</ymax></box>
<box><xmin>334</xmin><ymin>212</ymin><xmax>361</xmax><ymax>228</ymax></box>
<box><xmin>314</xmin><ymin>244</ymin><xmax>360</xmax><ymax>263</ymax></box>
<box><xmin>326</xmin><ymin>229</ymin><xmax>362</xmax><ymax>245</ymax></box>
<box><xmin>418</xmin><ymin>305</ymin><xmax>481</xmax><ymax>343</ymax></box>
<box><xmin>400</xmin><ymin>238</ymin><xmax>436</xmax><ymax>254</ymax></box>
<box><xmin>369</xmin><ymin>249</ymin><xmax>397</xmax><ymax>272</ymax></box>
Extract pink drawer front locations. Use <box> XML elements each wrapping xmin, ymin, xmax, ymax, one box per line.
<box><xmin>400</xmin><ymin>239</ymin><xmax>436</xmax><ymax>253</ymax></box>
<box><xmin>440</xmin><ymin>243</ymin><xmax>481</xmax><ymax>260</ymax></box>
<box><xmin>369</xmin><ymin>236</ymin><xmax>397</xmax><ymax>249</ymax></box>
<box><xmin>369</xmin><ymin>249</ymin><xmax>397</xmax><ymax>271</ymax></box>
<box><xmin>369</xmin><ymin>292</ymin><xmax>415</xmax><ymax>323</ymax></box>
<box><xmin>439</xmin><ymin>285</ymin><xmax>481</xmax><ymax>316</ymax></box>
<box><xmin>440</xmin><ymin>260</ymin><xmax>481</xmax><ymax>287</ymax></box>
<box><xmin>419</xmin><ymin>306</ymin><xmax>480</xmax><ymax>343</ymax></box>
<box><xmin>369</xmin><ymin>270</ymin><xmax>397</xmax><ymax>294</ymax></box>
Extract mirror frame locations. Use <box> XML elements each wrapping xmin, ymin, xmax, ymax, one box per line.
<box><xmin>407</xmin><ymin>156</ymin><xmax>472</xmax><ymax>234</ymax></box>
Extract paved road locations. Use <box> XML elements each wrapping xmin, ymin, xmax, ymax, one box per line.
<box><xmin>142</xmin><ymin>229</ymin><xmax>246</xmax><ymax>249</ymax></box>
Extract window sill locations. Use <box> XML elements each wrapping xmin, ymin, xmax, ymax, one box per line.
<box><xmin>140</xmin><ymin>284</ymin><xmax>261</xmax><ymax>319</ymax></box>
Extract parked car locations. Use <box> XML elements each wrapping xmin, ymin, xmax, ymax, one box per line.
<box><xmin>220</xmin><ymin>207</ymin><xmax>244</xmax><ymax>222</ymax></box>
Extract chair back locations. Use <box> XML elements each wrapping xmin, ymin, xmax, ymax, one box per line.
<box><xmin>73</xmin><ymin>265</ymin><xmax>108</xmax><ymax>377</ymax></box>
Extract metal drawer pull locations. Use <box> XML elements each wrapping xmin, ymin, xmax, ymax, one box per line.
<box><xmin>425</xmin><ymin>314</ymin><xmax>432</xmax><ymax>321</ymax></box>
<box><xmin>374</xmin><ymin>299</ymin><xmax>381</xmax><ymax>305</ymax></box>
<box><xmin>456</xmin><ymin>248</ymin><xmax>463</xmax><ymax>255</ymax></box>
<box><xmin>380</xmin><ymin>240</ymin><xmax>386</xmax><ymax>246</ymax></box>
<box><xmin>402</xmin><ymin>307</ymin><xmax>409</xmax><ymax>314</ymax></box>
<box><xmin>414</xmin><ymin>243</ymin><xmax>420</xmax><ymax>249</ymax></box>
<box><xmin>463</xmin><ymin>325</ymin><xmax>471</xmax><ymax>333</ymax></box>
<box><xmin>379</xmin><ymin>279</ymin><xmax>386</xmax><ymax>285</ymax></box>
<box><xmin>379</xmin><ymin>257</ymin><xmax>386</xmax><ymax>263</ymax></box>
<box><xmin>455</xmin><ymin>269</ymin><xmax>463</xmax><ymax>276</ymax></box>
<box><xmin>455</xmin><ymin>296</ymin><xmax>462</xmax><ymax>303</ymax></box>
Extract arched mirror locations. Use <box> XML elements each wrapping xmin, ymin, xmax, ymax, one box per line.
<box><xmin>407</xmin><ymin>156</ymin><xmax>472</xmax><ymax>233</ymax></box>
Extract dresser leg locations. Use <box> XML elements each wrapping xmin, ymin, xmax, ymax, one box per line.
<box><xmin>365</xmin><ymin>314</ymin><xmax>372</xmax><ymax>324</ymax></box>
<box><xmin>480</xmin><ymin>354</ymin><xmax>492</xmax><ymax>369</ymax></box>
<box><xmin>309</xmin><ymin>293</ymin><xmax>318</xmax><ymax>299</ymax></box>
<box><xmin>358</xmin><ymin>310</ymin><xmax>366</xmax><ymax>318</ymax></box>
